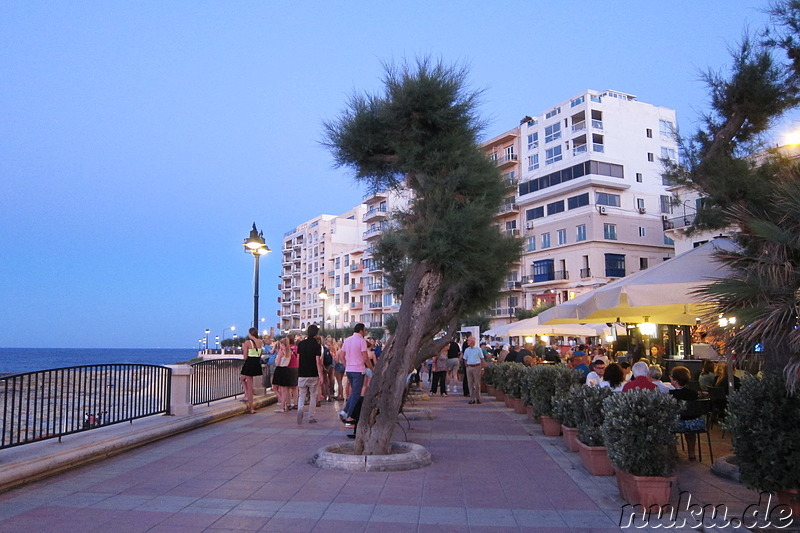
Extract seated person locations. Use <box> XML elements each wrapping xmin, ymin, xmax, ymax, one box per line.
<box><xmin>600</xmin><ymin>363</ymin><xmax>625</xmax><ymax>392</ymax></box>
<box><xmin>669</xmin><ymin>366</ymin><xmax>705</xmax><ymax>461</ymax></box>
<box><xmin>648</xmin><ymin>364</ymin><xmax>674</xmax><ymax>392</ymax></box>
<box><xmin>622</xmin><ymin>361</ymin><xmax>658</xmax><ymax>391</ymax></box>
<box><xmin>585</xmin><ymin>359</ymin><xmax>606</xmax><ymax>387</ymax></box>
<box><xmin>698</xmin><ymin>360</ymin><xmax>717</xmax><ymax>391</ymax></box>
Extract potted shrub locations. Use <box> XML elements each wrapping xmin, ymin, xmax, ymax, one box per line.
<box><xmin>553</xmin><ymin>386</ymin><xmax>580</xmax><ymax>452</ymax></box>
<box><xmin>724</xmin><ymin>373</ymin><xmax>800</xmax><ymax>516</ymax></box>
<box><xmin>482</xmin><ymin>364</ymin><xmax>497</xmax><ymax>396</ymax></box>
<box><xmin>601</xmin><ymin>389</ymin><xmax>680</xmax><ymax>506</ymax></box>
<box><xmin>525</xmin><ymin>365</ymin><xmax>566</xmax><ymax>436</ymax></box>
<box><xmin>574</xmin><ymin>385</ymin><xmax>615</xmax><ymax>475</ymax></box>
<box><xmin>493</xmin><ymin>363</ymin><xmax>510</xmax><ymax>402</ymax></box>
<box><xmin>508</xmin><ymin>364</ymin><xmax>528</xmax><ymax>414</ymax></box>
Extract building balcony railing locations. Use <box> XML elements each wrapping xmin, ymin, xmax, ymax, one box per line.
<box><xmin>580</xmin><ymin>267</ymin><xmax>592</xmax><ymax>278</ymax></box>
<box><xmin>571</xmin><ymin>120</ymin><xmax>586</xmax><ymax>133</ymax></box>
<box><xmin>363</xmin><ymin>191</ymin><xmax>389</xmax><ymax>203</ymax></box>
<box><xmin>593</xmin><ymin>143</ymin><xmax>605</xmax><ymax>153</ymax></box>
<box><xmin>491</xmin><ymin>153</ymin><xmax>519</xmax><ymax>169</ymax></box>
<box><xmin>328</xmin><ymin>270</ymin><xmax>335</xmax><ymax>277</ymax></box>
<box><xmin>522</xmin><ymin>271</ymin><xmax>569</xmax><ymax>284</ymax></box>
<box><xmin>573</xmin><ymin>144</ymin><xmax>587</xmax><ymax>156</ymax></box>
<box><xmin>504</xmin><ymin>228</ymin><xmax>520</xmax><ymax>237</ymax></box>
<box><xmin>369</xmin><ymin>321</ymin><xmax>383</xmax><ymax>328</ymax></box>
<box><xmin>350</xmin><ymin>263</ymin><xmax>362</xmax><ymax>272</ymax></box>
<box><xmin>350</xmin><ymin>283</ymin><xmax>363</xmax><ymax>291</ymax></box>
<box><xmin>662</xmin><ymin>213</ymin><xmax>696</xmax><ymax>231</ymax></box>
<box><xmin>368</xmin><ymin>302</ymin><xmax>382</xmax><ymax>309</ymax></box>
<box><xmin>368</xmin><ymin>282</ymin><xmax>385</xmax><ymax>291</ymax></box>
<box><xmin>363</xmin><ymin>227</ymin><xmax>383</xmax><ymax>240</ymax></box>
<box><xmin>498</xmin><ymin>203</ymin><xmax>519</xmax><ymax>215</ymax></box>
<box><xmin>490</xmin><ymin>306</ymin><xmax>519</xmax><ymax>317</ymax></box>
<box><xmin>362</xmin><ymin>207</ymin><xmax>388</xmax><ymax>222</ymax></box>
<box><xmin>502</xmin><ymin>281</ymin><xmax>522</xmax><ymax>291</ymax></box>
<box><xmin>349</xmin><ymin>302</ymin><xmax>362</xmax><ymax>310</ymax></box>
<box><xmin>592</xmin><ymin>119</ymin><xmax>604</xmax><ymax>130</ymax></box>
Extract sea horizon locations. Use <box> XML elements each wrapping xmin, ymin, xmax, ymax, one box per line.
<box><xmin>0</xmin><ymin>347</ymin><xmax>203</xmax><ymax>376</ymax></box>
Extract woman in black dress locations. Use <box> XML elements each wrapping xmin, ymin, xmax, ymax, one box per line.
<box><xmin>240</xmin><ymin>327</ymin><xmax>263</xmax><ymax>414</ymax></box>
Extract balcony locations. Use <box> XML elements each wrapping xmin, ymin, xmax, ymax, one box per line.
<box><xmin>328</xmin><ymin>270</ymin><xmax>335</xmax><ymax>277</ymax></box>
<box><xmin>368</xmin><ymin>263</ymin><xmax>382</xmax><ymax>273</ymax></box>
<box><xmin>363</xmin><ymin>227</ymin><xmax>383</xmax><ymax>240</ymax></box>
<box><xmin>350</xmin><ymin>248</ymin><xmax>364</xmax><ymax>255</ymax></box>
<box><xmin>491</xmin><ymin>307</ymin><xmax>519</xmax><ymax>317</ymax></box>
<box><xmin>368</xmin><ymin>282</ymin><xmax>385</xmax><ymax>291</ymax></box>
<box><xmin>573</xmin><ymin>144</ymin><xmax>587</xmax><ymax>156</ymax></box>
<box><xmin>592</xmin><ymin>119</ymin><xmax>604</xmax><ymax>130</ymax></box>
<box><xmin>502</xmin><ymin>281</ymin><xmax>522</xmax><ymax>291</ymax></box>
<box><xmin>593</xmin><ymin>143</ymin><xmax>605</xmax><ymax>153</ymax></box>
<box><xmin>663</xmin><ymin>213</ymin><xmax>696</xmax><ymax>231</ymax></box>
<box><xmin>580</xmin><ymin>267</ymin><xmax>592</xmax><ymax>278</ymax></box>
<box><xmin>350</xmin><ymin>283</ymin><xmax>363</xmax><ymax>291</ymax></box>
<box><xmin>369</xmin><ymin>302</ymin><xmax>382</xmax><ymax>309</ymax></box>
<box><xmin>363</xmin><ymin>190</ymin><xmax>389</xmax><ymax>203</ymax></box>
<box><xmin>571</xmin><ymin>120</ymin><xmax>586</xmax><ymax>133</ymax></box>
<box><xmin>492</xmin><ymin>153</ymin><xmax>518</xmax><ymax>170</ymax></box>
<box><xmin>521</xmin><ymin>271</ymin><xmax>570</xmax><ymax>285</ymax></box>
<box><xmin>349</xmin><ymin>302</ymin><xmax>362</xmax><ymax>310</ymax></box>
<box><xmin>350</xmin><ymin>263</ymin><xmax>362</xmax><ymax>273</ymax></box>
<box><xmin>498</xmin><ymin>203</ymin><xmax>519</xmax><ymax>215</ymax></box>
<box><xmin>362</xmin><ymin>206</ymin><xmax>388</xmax><ymax>222</ymax></box>
<box><xmin>369</xmin><ymin>321</ymin><xmax>383</xmax><ymax>328</ymax></box>
<box><xmin>504</xmin><ymin>229</ymin><xmax>520</xmax><ymax>237</ymax></box>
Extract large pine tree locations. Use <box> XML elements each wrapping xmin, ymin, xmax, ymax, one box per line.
<box><xmin>325</xmin><ymin>59</ymin><xmax>520</xmax><ymax>454</ymax></box>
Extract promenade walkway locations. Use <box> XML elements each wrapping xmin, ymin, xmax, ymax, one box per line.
<box><xmin>0</xmin><ymin>389</ymin><xmax>764</xmax><ymax>532</ymax></box>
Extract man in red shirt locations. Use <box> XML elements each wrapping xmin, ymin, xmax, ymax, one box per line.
<box><xmin>622</xmin><ymin>361</ymin><xmax>658</xmax><ymax>392</ymax></box>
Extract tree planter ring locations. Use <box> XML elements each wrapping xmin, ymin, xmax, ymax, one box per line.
<box><xmin>311</xmin><ymin>442</ymin><xmax>431</xmax><ymax>472</ymax></box>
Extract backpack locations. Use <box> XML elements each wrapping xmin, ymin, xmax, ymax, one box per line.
<box><xmin>323</xmin><ymin>347</ymin><xmax>333</xmax><ymax>367</ymax></box>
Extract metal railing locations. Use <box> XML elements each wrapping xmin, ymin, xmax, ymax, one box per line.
<box><xmin>189</xmin><ymin>358</ymin><xmax>245</xmax><ymax>406</ymax></box>
<box><xmin>0</xmin><ymin>364</ymin><xmax>171</xmax><ymax>450</ymax></box>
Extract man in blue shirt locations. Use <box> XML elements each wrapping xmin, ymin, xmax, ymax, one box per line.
<box><xmin>462</xmin><ymin>336</ymin><xmax>485</xmax><ymax>405</ymax></box>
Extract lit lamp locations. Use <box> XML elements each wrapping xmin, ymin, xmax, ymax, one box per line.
<box><xmin>204</xmin><ymin>329</ymin><xmax>210</xmax><ymax>354</ymax></box>
<box><xmin>524</xmin><ymin>336</ymin><xmax>534</xmax><ymax>344</ymax></box>
<box><xmin>318</xmin><ymin>286</ymin><xmax>329</xmax><ymax>336</ymax></box>
<box><xmin>637</xmin><ymin>317</ymin><xmax>657</xmax><ymax>337</ymax></box>
<box><xmin>540</xmin><ymin>335</ymin><xmax>549</xmax><ymax>344</ymax></box>
<box><xmin>243</xmin><ymin>223</ymin><xmax>271</xmax><ymax>329</ymax></box>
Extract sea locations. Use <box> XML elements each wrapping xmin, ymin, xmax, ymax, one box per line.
<box><xmin>0</xmin><ymin>348</ymin><xmax>200</xmax><ymax>376</ymax></box>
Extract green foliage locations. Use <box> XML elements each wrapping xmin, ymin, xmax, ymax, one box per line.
<box><xmin>368</xmin><ymin>327</ymin><xmax>386</xmax><ymax>340</ymax></box>
<box><xmin>573</xmin><ymin>386</ymin><xmax>614</xmax><ymax>447</ymax></box>
<box><xmin>324</xmin><ymin>57</ymin><xmax>521</xmax><ymax>323</ymax></box>
<box><xmin>601</xmin><ymin>390</ymin><xmax>680</xmax><ymax>477</ymax></box>
<box><xmin>460</xmin><ymin>313</ymin><xmax>491</xmax><ymax>333</ymax></box>
<box><xmin>552</xmin><ymin>386</ymin><xmax>580</xmax><ymax>428</ymax></box>
<box><xmin>514</xmin><ymin>303</ymin><xmax>554</xmax><ymax>321</ymax></box>
<box><xmin>493</xmin><ymin>362</ymin><xmax>522</xmax><ymax>396</ymax></box>
<box><xmin>384</xmin><ymin>314</ymin><xmax>398</xmax><ymax>335</ymax></box>
<box><xmin>724</xmin><ymin>372</ymin><xmax>800</xmax><ymax>492</ymax></box>
<box><xmin>521</xmin><ymin>365</ymin><xmax>570</xmax><ymax>416</ymax></box>
<box><xmin>482</xmin><ymin>364</ymin><xmax>498</xmax><ymax>387</ymax></box>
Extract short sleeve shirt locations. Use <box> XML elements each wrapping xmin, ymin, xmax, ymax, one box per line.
<box><xmin>343</xmin><ymin>334</ymin><xmax>368</xmax><ymax>372</ymax></box>
<box><xmin>297</xmin><ymin>338</ymin><xmax>321</xmax><ymax>377</ymax></box>
<box><xmin>462</xmin><ymin>346</ymin><xmax>484</xmax><ymax>365</ymax></box>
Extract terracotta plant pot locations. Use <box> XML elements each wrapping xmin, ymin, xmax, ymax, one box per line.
<box><xmin>486</xmin><ymin>385</ymin><xmax>495</xmax><ymax>396</ymax></box>
<box><xmin>513</xmin><ymin>398</ymin><xmax>527</xmax><ymax>415</ymax></box>
<box><xmin>495</xmin><ymin>389</ymin><xmax>505</xmax><ymax>402</ymax></box>
<box><xmin>776</xmin><ymin>489</ymin><xmax>800</xmax><ymax>520</ymax></box>
<box><xmin>615</xmin><ymin>468</ymin><xmax>675</xmax><ymax>507</ymax></box>
<box><xmin>540</xmin><ymin>415</ymin><xmax>562</xmax><ymax>436</ymax></box>
<box><xmin>577</xmin><ymin>440</ymin><xmax>615</xmax><ymax>476</ymax></box>
<box><xmin>504</xmin><ymin>396</ymin><xmax>514</xmax><ymax>408</ymax></box>
<box><xmin>526</xmin><ymin>405</ymin><xmax>535</xmax><ymax>419</ymax></box>
<box><xmin>480</xmin><ymin>382</ymin><xmax>488</xmax><ymax>393</ymax></box>
<box><xmin>562</xmin><ymin>425</ymin><xmax>579</xmax><ymax>452</ymax></box>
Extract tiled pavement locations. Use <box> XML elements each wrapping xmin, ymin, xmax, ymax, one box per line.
<box><xmin>0</xmin><ymin>388</ymin><xmax>773</xmax><ymax>532</ymax></box>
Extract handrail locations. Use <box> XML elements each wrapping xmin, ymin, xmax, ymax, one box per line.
<box><xmin>189</xmin><ymin>358</ymin><xmax>245</xmax><ymax>406</ymax></box>
<box><xmin>0</xmin><ymin>364</ymin><xmax>171</xmax><ymax>450</ymax></box>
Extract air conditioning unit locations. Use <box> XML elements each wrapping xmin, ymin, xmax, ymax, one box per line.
<box><xmin>638</xmin><ymin>207</ymin><xmax>647</xmax><ymax>214</ymax></box>
<box><xmin>598</xmin><ymin>206</ymin><xmax>608</xmax><ymax>215</ymax></box>
<box><xmin>525</xmin><ymin>220</ymin><xmax>535</xmax><ymax>230</ymax></box>
<box><xmin>661</xmin><ymin>215</ymin><xmax>669</xmax><ymax>221</ymax></box>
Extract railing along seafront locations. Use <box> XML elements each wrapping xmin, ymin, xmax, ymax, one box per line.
<box><xmin>189</xmin><ymin>358</ymin><xmax>246</xmax><ymax>406</ymax></box>
<box><xmin>0</xmin><ymin>364</ymin><xmax>172</xmax><ymax>450</ymax></box>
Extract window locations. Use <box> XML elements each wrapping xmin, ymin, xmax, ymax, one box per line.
<box><xmin>638</xmin><ymin>226</ymin><xmax>646</xmax><ymax>237</ymax></box>
<box><xmin>647</xmin><ymin>152</ymin><xmax>655</xmax><ymax>162</ymax></box>
<box><xmin>636</xmin><ymin>198</ymin><xmax>645</xmax><ymax>210</ymax></box>
<box><xmin>546</xmin><ymin>200</ymin><xmax>565</xmax><ymax>215</ymax></box>
<box><xmin>518</xmin><ymin>159</ymin><xmax>623</xmax><ymax>196</ymax></box>
<box><xmin>505</xmin><ymin>145</ymin><xmax>515</xmax><ymax>160</ymax></box>
<box><xmin>571</xmin><ymin>96</ymin><xmax>585</xmax><ymax>107</ymax></box>
<box><xmin>603</xmin><ymin>223</ymin><xmax>617</xmax><ymax>240</ymax></box>
<box><xmin>335</xmin><ymin>275</ymin><xmax>341</xmax><ymax>288</ymax></box>
<box><xmin>541</xmin><ymin>232</ymin><xmax>551</xmax><ymax>249</ymax></box>
<box><xmin>605</xmin><ymin>253</ymin><xmax>626</xmax><ymax>277</ymax></box>
<box><xmin>508</xmin><ymin>296</ymin><xmax>519</xmax><ymax>307</ymax></box>
<box><xmin>545</xmin><ymin>145</ymin><xmax>562</xmax><ymax>165</ymax></box>
<box><xmin>640</xmin><ymin>257</ymin><xmax>649</xmax><ymax>270</ymax></box>
<box><xmin>545</xmin><ymin>123</ymin><xmax>561</xmax><ymax>143</ymax></box>
<box><xmin>533</xmin><ymin>259</ymin><xmax>555</xmax><ymax>282</ymax></box>
<box><xmin>527</xmin><ymin>132</ymin><xmax>539</xmax><ymax>150</ymax></box>
<box><xmin>344</xmin><ymin>273</ymin><xmax>350</xmax><ymax>284</ymax></box>
<box><xmin>545</xmin><ymin>107</ymin><xmax>561</xmax><ymax>119</ymax></box>
<box><xmin>557</xmin><ymin>229</ymin><xmax>567</xmax><ymax>245</ymax></box>
<box><xmin>659</xmin><ymin>119</ymin><xmax>675</xmax><ymax>137</ymax></box>
<box><xmin>661</xmin><ymin>147</ymin><xmax>677</xmax><ymax>161</ymax></box>
<box><xmin>576</xmin><ymin>224</ymin><xmax>587</xmax><ymax>242</ymax></box>
<box><xmin>528</xmin><ymin>154</ymin><xmax>539</xmax><ymax>171</ymax></box>
<box><xmin>664</xmin><ymin>235</ymin><xmax>675</xmax><ymax>245</ymax></box>
<box><xmin>646</xmin><ymin>128</ymin><xmax>653</xmax><ymax>138</ymax></box>
<box><xmin>567</xmin><ymin>192</ymin><xmax>589</xmax><ymax>209</ymax></box>
<box><xmin>660</xmin><ymin>195</ymin><xmax>673</xmax><ymax>214</ymax></box>
<box><xmin>526</xmin><ymin>236</ymin><xmax>536</xmax><ymax>251</ymax></box>
<box><xmin>526</xmin><ymin>206</ymin><xmax>545</xmax><ymax>220</ymax></box>
<box><xmin>636</xmin><ymin>172</ymin><xmax>643</xmax><ymax>183</ymax></box>
<box><xmin>596</xmin><ymin>192</ymin><xmax>621</xmax><ymax>206</ymax></box>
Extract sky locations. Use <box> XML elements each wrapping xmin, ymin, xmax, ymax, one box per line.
<box><xmin>1</xmin><ymin>1</ymin><xmax>797</xmax><ymax>349</ymax></box>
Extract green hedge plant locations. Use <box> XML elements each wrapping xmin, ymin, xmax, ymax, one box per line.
<box><xmin>574</xmin><ymin>386</ymin><xmax>614</xmax><ymax>446</ymax></box>
<box><xmin>552</xmin><ymin>385</ymin><xmax>581</xmax><ymax>428</ymax></box>
<box><xmin>505</xmin><ymin>363</ymin><xmax>526</xmax><ymax>399</ymax></box>
<box><xmin>724</xmin><ymin>372</ymin><xmax>800</xmax><ymax>493</ymax></box>
<box><xmin>601</xmin><ymin>389</ymin><xmax>680</xmax><ymax>477</ymax></box>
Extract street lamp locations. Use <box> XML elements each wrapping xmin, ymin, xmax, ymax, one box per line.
<box><xmin>215</xmin><ymin>335</ymin><xmax>220</xmax><ymax>351</ymax></box>
<box><xmin>204</xmin><ymin>329</ymin><xmax>210</xmax><ymax>354</ymax></box>
<box><xmin>243</xmin><ymin>223</ymin><xmax>271</xmax><ymax>329</ymax></box>
<box><xmin>318</xmin><ymin>286</ymin><xmax>329</xmax><ymax>336</ymax></box>
<box><xmin>222</xmin><ymin>326</ymin><xmax>236</xmax><ymax>353</ymax></box>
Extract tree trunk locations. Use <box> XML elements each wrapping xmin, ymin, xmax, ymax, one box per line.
<box><xmin>354</xmin><ymin>261</ymin><xmax>444</xmax><ymax>455</ymax></box>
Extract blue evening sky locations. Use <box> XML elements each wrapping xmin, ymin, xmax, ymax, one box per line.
<box><xmin>1</xmin><ymin>1</ymin><xmax>796</xmax><ymax>349</ymax></box>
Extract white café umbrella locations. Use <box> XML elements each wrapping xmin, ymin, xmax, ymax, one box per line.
<box><xmin>484</xmin><ymin>322</ymin><xmax>519</xmax><ymax>337</ymax></box>
<box><xmin>537</xmin><ymin>238</ymin><xmax>737</xmax><ymax>326</ymax></box>
<box><xmin>504</xmin><ymin>316</ymin><xmax>609</xmax><ymax>338</ymax></box>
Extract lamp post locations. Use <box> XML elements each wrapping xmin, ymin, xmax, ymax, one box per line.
<box><xmin>318</xmin><ymin>286</ymin><xmax>329</xmax><ymax>336</ymax></box>
<box><xmin>214</xmin><ymin>335</ymin><xmax>220</xmax><ymax>351</ymax></box>
<box><xmin>204</xmin><ymin>329</ymin><xmax>210</xmax><ymax>354</ymax></box>
<box><xmin>222</xmin><ymin>326</ymin><xmax>236</xmax><ymax>353</ymax></box>
<box><xmin>243</xmin><ymin>223</ymin><xmax>271</xmax><ymax>329</ymax></box>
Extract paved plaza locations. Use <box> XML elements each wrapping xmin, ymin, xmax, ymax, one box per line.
<box><xmin>0</xmin><ymin>388</ymin><xmax>766</xmax><ymax>532</ymax></box>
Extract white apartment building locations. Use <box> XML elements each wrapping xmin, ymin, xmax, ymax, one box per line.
<box><xmin>278</xmin><ymin>190</ymin><xmax>409</xmax><ymax>334</ymax></box>
<box><xmin>485</xmin><ymin>90</ymin><xmax>679</xmax><ymax>327</ymax></box>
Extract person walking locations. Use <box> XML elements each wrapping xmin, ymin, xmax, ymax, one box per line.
<box><xmin>296</xmin><ymin>325</ymin><xmax>323</xmax><ymax>425</ymax></box>
<box><xmin>446</xmin><ymin>337</ymin><xmax>461</xmax><ymax>393</ymax></box>
<box><xmin>340</xmin><ymin>323</ymin><xmax>372</xmax><ymax>426</ymax></box>
<box><xmin>430</xmin><ymin>345</ymin><xmax>449</xmax><ymax>396</ymax></box>
<box><xmin>239</xmin><ymin>328</ymin><xmax>263</xmax><ymax>414</ymax></box>
<box><xmin>271</xmin><ymin>338</ymin><xmax>293</xmax><ymax>412</ymax></box>
<box><xmin>462</xmin><ymin>336</ymin><xmax>485</xmax><ymax>404</ymax></box>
